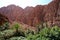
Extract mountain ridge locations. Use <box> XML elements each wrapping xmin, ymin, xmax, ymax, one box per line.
<box><xmin>0</xmin><ymin>0</ymin><xmax>60</xmax><ymax>27</ymax></box>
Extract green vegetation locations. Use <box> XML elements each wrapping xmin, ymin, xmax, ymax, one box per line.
<box><xmin>0</xmin><ymin>22</ymin><xmax>60</xmax><ymax>40</ymax></box>
<box><xmin>0</xmin><ymin>22</ymin><xmax>9</xmax><ymax>31</ymax></box>
<box><xmin>25</xmin><ymin>26</ymin><xmax>60</xmax><ymax>40</ymax></box>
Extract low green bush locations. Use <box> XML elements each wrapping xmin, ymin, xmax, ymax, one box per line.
<box><xmin>26</xmin><ymin>26</ymin><xmax>60</xmax><ymax>40</ymax></box>
<box><xmin>0</xmin><ymin>22</ymin><xmax>9</xmax><ymax>31</ymax></box>
<box><xmin>0</xmin><ymin>29</ymin><xmax>15</xmax><ymax>39</ymax></box>
<box><xmin>0</xmin><ymin>22</ymin><xmax>60</xmax><ymax>40</ymax></box>
<box><xmin>8</xmin><ymin>37</ymin><xmax>27</xmax><ymax>40</ymax></box>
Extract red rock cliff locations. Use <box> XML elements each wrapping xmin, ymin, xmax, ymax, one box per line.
<box><xmin>0</xmin><ymin>0</ymin><xmax>60</xmax><ymax>27</ymax></box>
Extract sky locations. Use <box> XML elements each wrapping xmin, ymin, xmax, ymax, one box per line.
<box><xmin>0</xmin><ymin>0</ymin><xmax>52</xmax><ymax>8</ymax></box>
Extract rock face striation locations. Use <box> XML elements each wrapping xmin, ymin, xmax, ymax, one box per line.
<box><xmin>0</xmin><ymin>14</ymin><xmax>8</xmax><ymax>25</ymax></box>
<box><xmin>0</xmin><ymin>0</ymin><xmax>60</xmax><ymax>27</ymax></box>
<box><xmin>44</xmin><ymin>0</ymin><xmax>60</xmax><ymax>26</ymax></box>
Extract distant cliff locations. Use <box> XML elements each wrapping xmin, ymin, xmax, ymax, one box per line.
<box><xmin>0</xmin><ymin>13</ymin><xmax>8</xmax><ymax>25</ymax></box>
<box><xmin>0</xmin><ymin>0</ymin><xmax>60</xmax><ymax>27</ymax></box>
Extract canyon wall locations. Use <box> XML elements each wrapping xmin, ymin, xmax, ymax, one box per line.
<box><xmin>0</xmin><ymin>0</ymin><xmax>60</xmax><ymax>27</ymax></box>
<box><xmin>0</xmin><ymin>14</ymin><xmax>8</xmax><ymax>25</ymax></box>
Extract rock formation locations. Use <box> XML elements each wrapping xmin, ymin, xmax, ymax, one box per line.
<box><xmin>0</xmin><ymin>0</ymin><xmax>60</xmax><ymax>27</ymax></box>
<box><xmin>44</xmin><ymin>0</ymin><xmax>60</xmax><ymax>26</ymax></box>
<box><xmin>0</xmin><ymin>13</ymin><xmax>8</xmax><ymax>25</ymax></box>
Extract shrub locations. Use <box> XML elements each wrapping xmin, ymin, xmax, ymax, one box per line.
<box><xmin>0</xmin><ymin>38</ymin><xmax>5</xmax><ymax>40</ymax></box>
<box><xmin>0</xmin><ymin>22</ymin><xmax>9</xmax><ymax>31</ymax></box>
<box><xmin>36</xmin><ymin>26</ymin><xmax>60</xmax><ymax>40</ymax></box>
<box><xmin>25</xmin><ymin>26</ymin><xmax>60</xmax><ymax>40</ymax></box>
<box><xmin>0</xmin><ymin>29</ymin><xmax>15</xmax><ymax>39</ymax></box>
<box><xmin>0</xmin><ymin>22</ymin><xmax>60</xmax><ymax>40</ymax></box>
<box><xmin>11</xmin><ymin>22</ymin><xmax>25</xmax><ymax>37</ymax></box>
<box><xmin>8</xmin><ymin>37</ymin><xmax>27</xmax><ymax>40</ymax></box>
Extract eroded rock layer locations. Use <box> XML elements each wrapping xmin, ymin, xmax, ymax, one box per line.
<box><xmin>0</xmin><ymin>0</ymin><xmax>60</xmax><ymax>27</ymax></box>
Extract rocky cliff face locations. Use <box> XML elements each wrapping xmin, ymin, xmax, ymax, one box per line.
<box><xmin>44</xmin><ymin>0</ymin><xmax>60</xmax><ymax>26</ymax></box>
<box><xmin>0</xmin><ymin>14</ymin><xmax>8</xmax><ymax>25</ymax></box>
<box><xmin>0</xmin><ymin>0</ymin><xmax>60</xmax><ymax>27</ymax></box>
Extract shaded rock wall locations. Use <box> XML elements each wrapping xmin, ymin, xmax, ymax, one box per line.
<box><xmin>0</xmin><ymin>14</ymin><xmax>8</xmax><ymax>25</ymax></box>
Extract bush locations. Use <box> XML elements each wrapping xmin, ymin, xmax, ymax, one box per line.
<box><xmin>0</xmin><ymin>22</ymin><xmax>60</xmax><ymax>40</ymax></box>
<box><xmin>0</xmin><ymin>22</ymin><xmax>9</xmax><ymax>31</ymax></box>
<box><xmin>0</xmin><ymin>29</ymin><xmax>15</xmax><ymax>39</ymax></box>
<box><xmin>8</xmin><ymin>37</ymin><xmax>27</xmax><ymax>40</ymax></box>
<box><xmin>36</xmin><ymin>26</ymin><xmax>60</xmax><ymax>40</ymax></box>
<box><xmin>11</xmin><ymin>22</ymin><xmax>25</xmax><ymax>37</ymax></box>
<box><xmin>25</xmin><ymin>26</ymin><xmax>60</xmax><ymax>40</ymax></box>
<box><xmin>0</xmin><ymin>38</ymin><xmax>5</xmax><ymax>40</ymax></box>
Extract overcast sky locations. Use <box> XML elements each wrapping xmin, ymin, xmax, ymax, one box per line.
<box><xmin>0</xmin><ymin>0</ymin><xmax>52</xmax><ymax>8</ymax></box>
